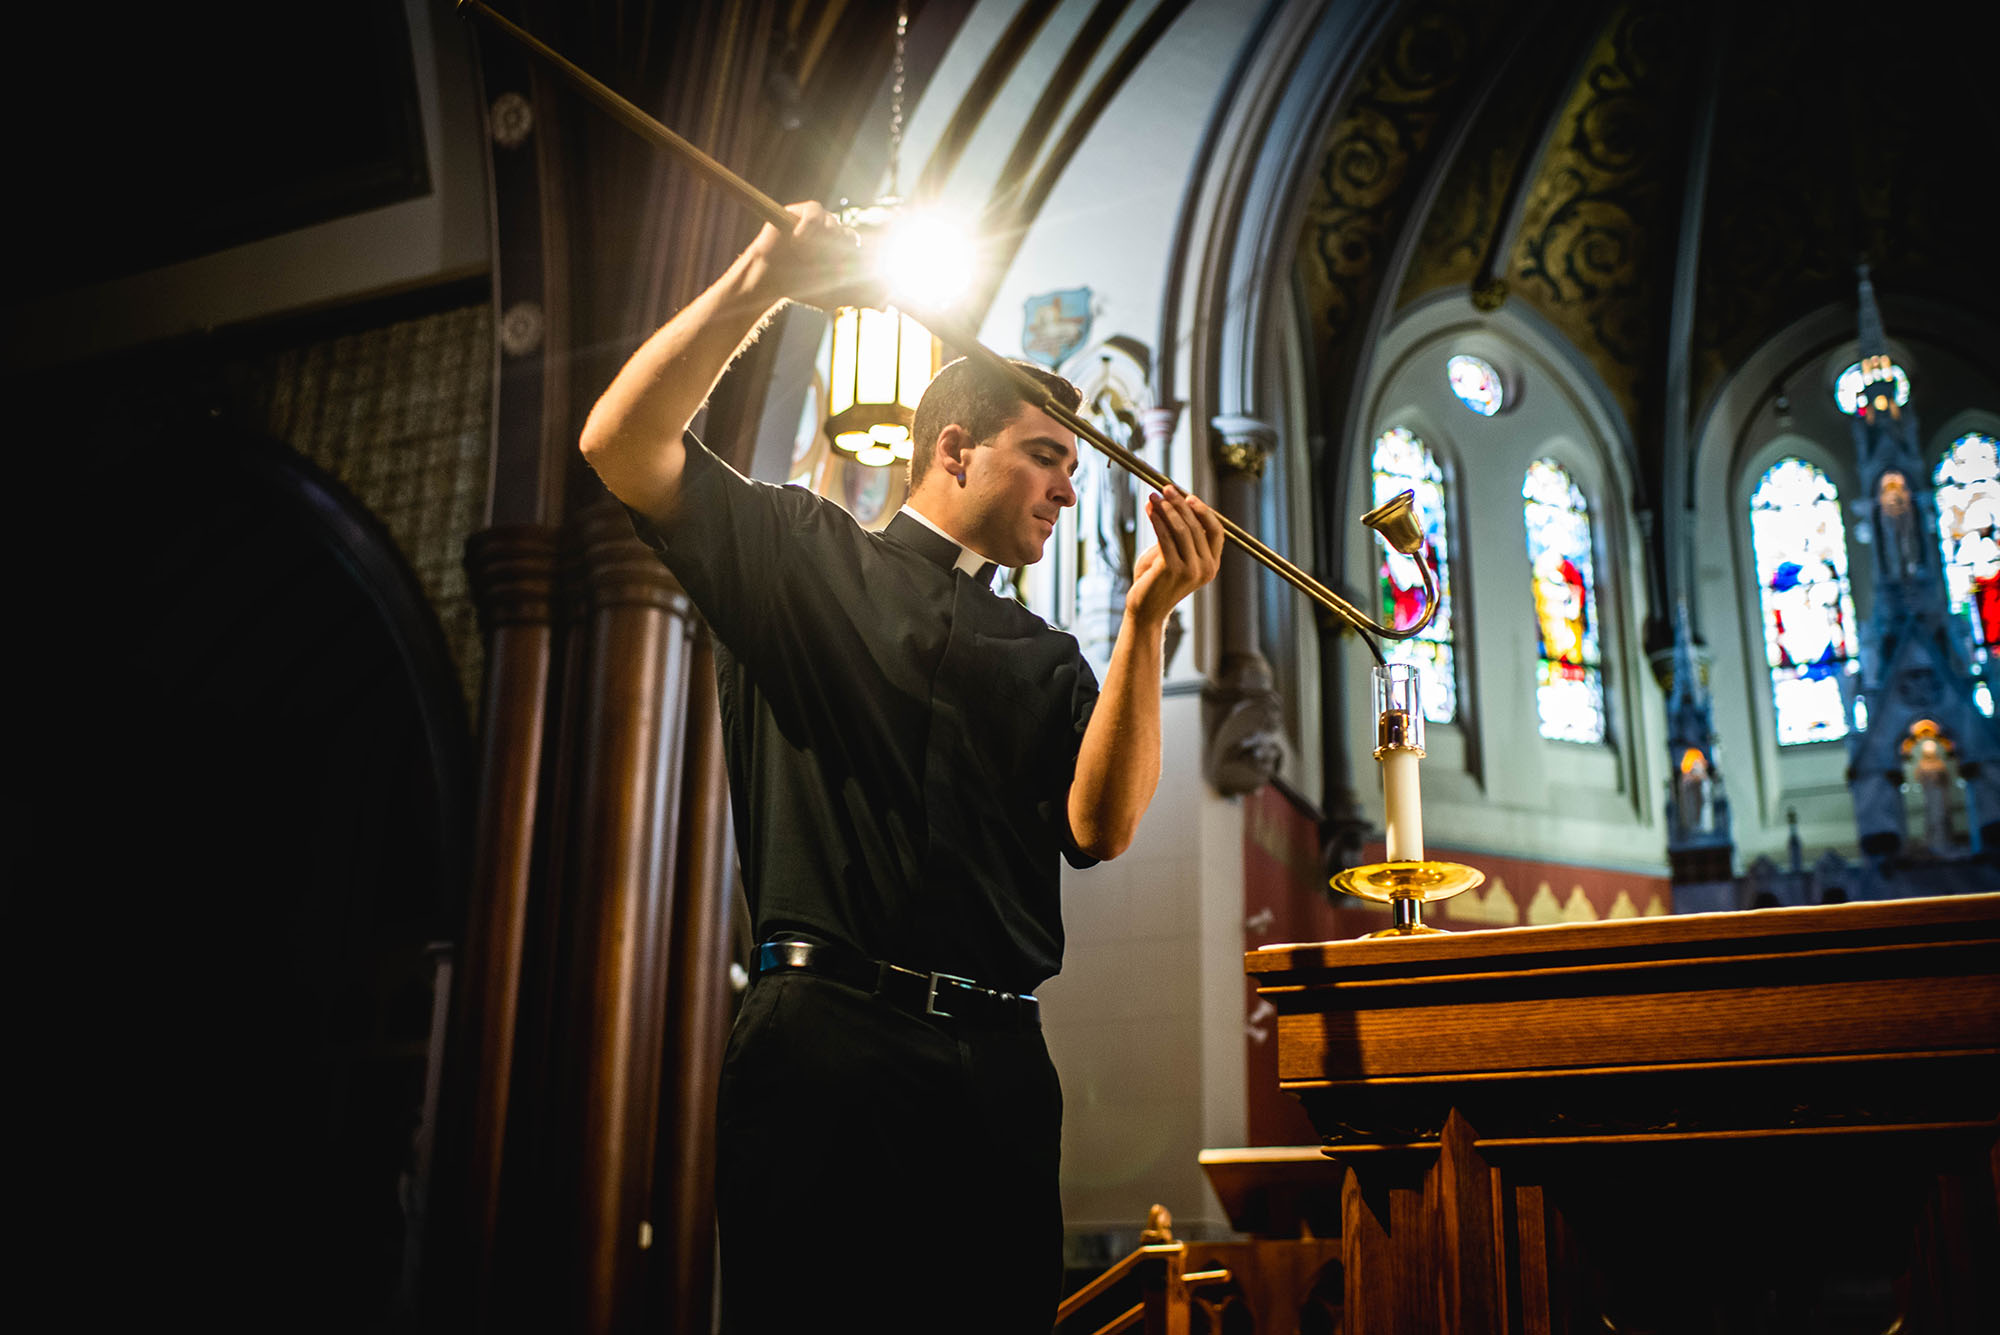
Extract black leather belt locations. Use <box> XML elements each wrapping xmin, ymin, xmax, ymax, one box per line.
<box><xmin>754</xmin><ymin>938</ymin><xmax>1039</xmax><ymax>1028</ymax></box>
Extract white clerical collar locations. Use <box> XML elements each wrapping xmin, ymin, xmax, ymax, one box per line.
<box><xmin>899</xmin><ymin>505</ymin><xmax>999</xmax><ymax>580</ymax></box>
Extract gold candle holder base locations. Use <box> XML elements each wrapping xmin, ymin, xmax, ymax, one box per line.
<box><xmin>1330</xmin><ymin>860</ymin><xmax>1485</xmax><ymax>938</ymax></box>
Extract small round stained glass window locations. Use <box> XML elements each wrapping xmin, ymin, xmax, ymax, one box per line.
<box><xmin>1833</xmin><ymin>360</ymin><xmax>1911</xmax><ymax>415</ymax></box>
<box><xmin>1447</xmin><ymin>355</ymin><xmax>1504</xmax><ymax>417</ymax></box>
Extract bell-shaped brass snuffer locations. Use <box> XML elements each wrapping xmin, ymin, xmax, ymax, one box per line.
<box><xmin>1361</xmin><ymin>490</ymin><xmax>1425</xmax><ymax>555</ymax></box>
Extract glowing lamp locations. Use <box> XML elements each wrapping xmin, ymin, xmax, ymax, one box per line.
<box><xmin>825</xmin><ymin>300</ymin><xmax>936</xmax><ymax>468</ymax></box>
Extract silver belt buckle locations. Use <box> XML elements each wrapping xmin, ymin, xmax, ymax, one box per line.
<box><xmin>925</xmin><ymin>971</ymin><xmax>975</xmax><ymax>1018</ymax></box>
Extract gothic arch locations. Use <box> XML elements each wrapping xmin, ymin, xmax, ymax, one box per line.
<box><xmin>66</xmin><ymin>406</ymin><xmax>473</xmax><ymax>1324</ymax></box>
<box><xmin>1691</xmin><ymin>296</ymin><xmax>2000</xmax><ymax>858</ymax></box>
<box><xmin>1348</xmin><ymin>294</ymin><xmax>1657</xmax><ymax>856</ymax></box>
<box><xmin>1929</xmin><ymin>409</ymin><xmax>2000</xmax><ymax>462</ymax></box>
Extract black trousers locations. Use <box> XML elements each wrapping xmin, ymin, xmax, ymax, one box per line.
<box><xmin>715</xmin><ymin>971</ymin><xmax>1064</xmax><ymax>1333</ymax></box>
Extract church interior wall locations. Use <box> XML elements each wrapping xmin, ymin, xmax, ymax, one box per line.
<box><xmin>1344</xmin><ymin>294</ymin><xmax>1668</xmax><ymax>873</ymax></box>
<box><xmin>1693</xmin><ymin>304</ymin><xmax>2000</xmax><ymax>865</ymax></box>
<box><xmin>28</xmin><ymin>0</ymin><xmax>2000</xmax><ymax>1322</ymax></box>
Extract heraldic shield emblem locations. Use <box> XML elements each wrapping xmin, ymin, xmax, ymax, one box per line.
<box><xmin>1022</xmin><ymin>288</ymin><xmax>1092</xmax><ymax>368</ymax></box>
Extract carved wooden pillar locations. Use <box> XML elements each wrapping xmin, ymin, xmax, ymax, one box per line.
<box><xmin>429</xmin><ymin>18</ymin><xmax>576</xmax><ymax>1324</ymax></box>
<box><xmin>1339</xmin><ymin>1114</ymin><xmax>1503</xmax><ymax>1335</ymax></box>
<box><xmin>1203</xmin><ymin>414</ymin><xmax>1286</xmax><ymax>795</ymax></box>
<box><xmin>439</xmin><ymin>524</ymin><xmax>559</xmax><ymax>1326</ymax></box>
<box><xmin>647</xmin><ymin>634</ymin><xmax>737</xmax><ymax>1334</ymax></box>
<box><xmin>559</xmin><ymin>499</ymin><xmax>696</xmax><ymax>1334</ymax></box>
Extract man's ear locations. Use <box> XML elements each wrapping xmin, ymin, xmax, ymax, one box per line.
<box><xmin>934</xmin><ymin>423</ymin><xmax>973</xmax><ymax>485</ymax></box>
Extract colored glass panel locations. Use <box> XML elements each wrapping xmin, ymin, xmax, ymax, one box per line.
<box><xmin>1372</xmin><ymin>427</ymin><xmax>1457</xmax><ymax>722</ymax></box>
<box><xmin>1933</xmin><ymin>431</ymin><xmax>2000</xmax><ymax>716</ymax></box>
<box><xmin>1833</xmin><ymin>360</ymin><xmax>1911</xmax><ymax>416</ymax></box>
<box><xmin>1749</xmin><ymin>458</ymin><xmax>1859</xmax><ymax>744</ymax></box>
<box><xmin>1522</xmin><ymin>459</ymin><xmax>1604</xmax><ymax>743</ymax></box>
<box><xmin>1446</xmin><ymin>355</ymin><xmax>1503</xmax><ymax>417</ymax></box>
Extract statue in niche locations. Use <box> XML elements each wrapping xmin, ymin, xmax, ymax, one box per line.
<box><xmin>1676</xmin><ymin>746</ymin><xmax>1714</xmax><ymax>837</ymax></box>
<box><xmin>1901</xmin><ymin>719</ymin><xmax>1958</xmax><ymax>854</ymax></box>
<box><xmin>1082</xmin><ymin>385</ymin><xmax>1139</xmax><ymax>601</ymax></box>
<box><xmin>1876</xmin><ymin>470</ymin><xmax>1923</xmax><ymax>580</ymax></box>
<box><xmin>1069</xmin><ymin>367</ymin><xmax>1143</xmax><ymax>676</ymax></box>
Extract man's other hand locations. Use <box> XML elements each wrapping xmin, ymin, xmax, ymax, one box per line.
<box><xmin>1128</xmin><ymin>485</ymin><xmax>1225</xmax><ymax>628</ymax></box>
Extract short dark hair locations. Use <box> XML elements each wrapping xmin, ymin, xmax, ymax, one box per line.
<box><xmin>907</xmin><ymin>356</ymin><xmax>1083</xmax><ymax>490</ymax></box>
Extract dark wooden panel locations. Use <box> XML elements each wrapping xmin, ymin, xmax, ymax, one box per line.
<box><xmin>1275</xmin><ymin>971</ymin><xmax>2000</xmax><ymax>1081</ymax></box>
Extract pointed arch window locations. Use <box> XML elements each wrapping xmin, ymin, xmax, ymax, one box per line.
<box><xmin>1934</xmin><ymin>430</ymin><xmax>2000</xmax><ymax>716</ymax></box>
<box><xmin>1522</xmin><ymin>459</ymin><xmax>1605</xmax><ymax>742</ymax></box>
<box><xmin>1372</xmin><ymin>427</ymin><xmax>1456</xmax><ymax>722</ymax></box>
<box><xmin>1749</xmin><ymin>458</ymin><xmax>1861</xmax><ymax>744</ymax></box>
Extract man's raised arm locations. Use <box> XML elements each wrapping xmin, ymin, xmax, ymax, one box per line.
<box><xmin>579</xmin><ymin>202</ymin><xmax>857</xmax><ymax>521</ymax></box>
<box><xmin>1068</xmin><ymin>486</ymin><xmax>1225</xmax><ymax>860</ymax></box>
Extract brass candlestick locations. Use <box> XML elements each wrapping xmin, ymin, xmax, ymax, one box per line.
<box><xmin>1329</xmin><ymin>640</ymin><xmax>1484</xmax><ymax>937</ymax></box>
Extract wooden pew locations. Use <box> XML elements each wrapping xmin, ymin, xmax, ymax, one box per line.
<box><xmin>1246</xmin><ymin>895</ymin><xmax>2000</xmax><ymax>1334</ymax></box>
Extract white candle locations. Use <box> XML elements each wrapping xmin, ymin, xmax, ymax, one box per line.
<box><xmin>1382</xmin><ymin>747</ymin><xmax>1424</xmax><ymax>862</ymax></box>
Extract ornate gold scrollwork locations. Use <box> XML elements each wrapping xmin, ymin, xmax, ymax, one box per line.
<box><xmin>1214</xmin><ymin>435</ymin><xmax>1270</xmax><ymax>479</ymax></box>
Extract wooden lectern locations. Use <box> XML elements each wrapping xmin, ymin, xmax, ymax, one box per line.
<box><xmin>1245</xmin><ymin>895</ymin><xmax>2000</xmax><ymax>1334</ymax></box>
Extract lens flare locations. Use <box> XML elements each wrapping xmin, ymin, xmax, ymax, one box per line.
<box><xmin>878</xmin><ymin>210</ymin><xmax>977</xmax><ymax>312</ymax></box>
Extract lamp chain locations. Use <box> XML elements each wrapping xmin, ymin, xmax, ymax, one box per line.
<box><xmin>886</xmin><ymin>1</ymin><xmax>908</xmax><ymax>198</ymax></box>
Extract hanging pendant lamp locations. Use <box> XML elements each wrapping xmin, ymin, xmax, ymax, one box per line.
<box><xmin>822</xmin><ymin>3</ymin><xmax>945</xmax><ymax>469</ymax></box>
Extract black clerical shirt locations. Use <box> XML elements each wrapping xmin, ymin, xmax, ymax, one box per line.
<box><xmin>627</xmin><ymin>434</ymin><xmax>1099</xmax><ymax>993</ymax></box>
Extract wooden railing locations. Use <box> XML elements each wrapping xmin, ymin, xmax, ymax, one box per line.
<box><xmin>1055</xmin><ymin>1208</ymin><xmax>1232</xmax><ymax>1335</ymax></box>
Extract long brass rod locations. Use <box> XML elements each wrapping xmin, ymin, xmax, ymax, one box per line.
<box><xmin>458</xmin><ymin>0</ymin><xmax>1432</xmax><ymax>640</ymax></box>
<box><xmin>458</xmin><ymin>1</ymin><xmax>795</xmax><ymax>231</ymax></box>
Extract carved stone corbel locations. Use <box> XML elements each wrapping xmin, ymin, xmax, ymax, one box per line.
<box><xmin>1201</xmin><ymin>415</ymin><xmax>1286</xmax><ymax>795</ymax></box>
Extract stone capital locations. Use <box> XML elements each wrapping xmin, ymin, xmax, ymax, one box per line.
<box><xmin>1210</xmin><ymin>414</ymin><xmax>1276</xmax><ymax>479</ymax></box>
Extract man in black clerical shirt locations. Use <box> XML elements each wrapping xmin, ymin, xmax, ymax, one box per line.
<box><xmin>580</xmin><ymin>204</ymin><xmax>1224</xmax><ymax>1333</ymax></box>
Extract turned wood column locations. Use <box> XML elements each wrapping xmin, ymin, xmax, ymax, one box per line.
<box><xmin>648</xmin><ymin>634</ymin><xmax>737</xmax><ymax>1334</ymax></box>
<box><xmin>1203</xmin><ymin>414</ymin><xmax>1286</xmax><ymax>795</ymax></box>
<box><xmin>438</xmin><ymin>524</ymin><xmax>558</xmax><ymax>1323</ymax></box>
<box><xmin>561</xmin><ymin>499</ymin><xmax>696</xmax><ymax>1334</ymax></box>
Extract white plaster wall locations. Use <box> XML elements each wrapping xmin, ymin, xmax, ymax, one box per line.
<box><xmin>1040</xmin><ymin>690</ymin><xmax>1245</xmax><ymax>1237</ymax></box>
<box><xmin>4</xmin><ymin>0</ymin><xmax>489</xmax><ymax>369</ymax></box>
<box><xmin>970</xmin><ymin>0</ymin><xmax>1262</xmax><ymax>417</ymax></box>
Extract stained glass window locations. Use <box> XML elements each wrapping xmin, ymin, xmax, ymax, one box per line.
<box><xmin>1834</xmin><ymin>360</ymin><xmax>1911</xmax><ymax>416</ymax></box>
<box><xmin>1522</xmin><ymin>459</ymin><xmax>1604</xmax><ymax>743</ymax></box>
<box><xmin>1372</xmin><ymin>427</ymin><xmax>1456</xmax><ymax>722</ymax></box>
<box><xmin>1934</xmin><ymin>431</ymin><xmax>2000</xmax><ymax>716</ymax></box>
<box><xmin>1750</xmin><ymin>458</ymin><xmax>1860</xmax><ymax>744</ymax></box>
<box><xmin>1446</xmin><ymin>355</ymin><xmax>1504</xmax><ymax>417</ymax></box>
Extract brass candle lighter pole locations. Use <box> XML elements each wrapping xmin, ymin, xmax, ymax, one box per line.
<box><xmin>459</xmin><ymin>1</ymin><xmax>1484</xmax><ymax>934</ymax></box>
<box><xmin>457</xmin><ymin>0</ymin><xmax>1427</xmax><ymax>640</ymax></box>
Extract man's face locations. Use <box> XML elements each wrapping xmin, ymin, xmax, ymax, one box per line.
<box><xmin>963</xmin><ymin>405</ymin><xmax>1078</xmax><ymax>567</ymax></box>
